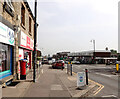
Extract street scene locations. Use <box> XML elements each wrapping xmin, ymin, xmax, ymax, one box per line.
<box><xmin>0</xmin><ymin>0</ymin><xmax>120</xmax><ymax>99</ymax></box>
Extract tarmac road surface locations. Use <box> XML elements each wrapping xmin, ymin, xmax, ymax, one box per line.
<box><xmin>72</xmin><ymin>64</ymin><xmax>119</xmax><ymax>98</ymax></box>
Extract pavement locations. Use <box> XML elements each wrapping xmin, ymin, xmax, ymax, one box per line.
<box><xmin>2</xmin><ymin>66</ymin><xmax>41</xmax><ymax>97</ymax></box>
<box><xmin>1</xmin><ymin>64</ymin><xmax>102</xmax><ymax>98</ymax></box>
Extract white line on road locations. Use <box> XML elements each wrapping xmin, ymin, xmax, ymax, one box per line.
<box><xmin>102</xmin><ymin>95</ymin><xmax>117</xmax><ymax>97</ymax></box>
<box><xmin>41</xmin><ymin>69</ymin><xmax>43</xmax><ymax>74</ymax></box>
<box><xmin>95</xmin><ymin>73</ymin><xmax>118</xmax><ymax>77</ymax></box>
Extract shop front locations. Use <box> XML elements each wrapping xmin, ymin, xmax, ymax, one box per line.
<box><xmin>18</xmin><ymin>31</ymin><xmax>34</xmax><ymax>77</ymax></box>
<box><xmin>0</xmin><ymin>22</ymin><xmax>14</xmax><ymax>79</ymax></box>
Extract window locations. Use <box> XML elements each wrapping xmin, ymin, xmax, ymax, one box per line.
<box><xmin>29</xmin><ymin>17</ymin><xmax>31</xmax><ymax>34</ymax></box>
<box><xmin>0</xmin><ymin>44</ymin><xmax>11</xmax><ymax>73</ymax></box>
<box><xmin>5</xmin><ymin>0</ymin><xmax>14</xmax><ymax>11</ymax></box>
<box><xmin>4</xmin><ymin>0</ymin><xmax>14</xmax><ymax>17</ymax></box>
<box><xmin>21</xmin><ymin>4</ymin><xmax>25</xmax><ymax>26</ymax></box>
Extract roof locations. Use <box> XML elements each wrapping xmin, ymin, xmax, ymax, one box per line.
<box><xmin>70</xmin><ymin>50</ymin><xmax>111</xmax><ymax>54</ymax></box>
<box><xmin>68</xmin><ymin>50</ymin><xmax>111</xmax><ymax>56</ymax></box>
<box><xmin>81</xmin><ymin>50</ymin><xmax>111</xmax><ymax>53</ymax></box>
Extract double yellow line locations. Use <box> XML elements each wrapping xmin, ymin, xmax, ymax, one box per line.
<box><xmin>89</xmin><ymin>79</ymin><xmax>104</xmax><ymax>96</ymax></box>
<box><xmin>72</xmin><ymin>72</ymin><xmax>104</xmax><ymax>96</ymax></box>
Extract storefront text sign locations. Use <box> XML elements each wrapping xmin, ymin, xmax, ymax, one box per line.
<box><xmin>20</xmin><ymin>31</ymin><xmax>34</xmax><ymax>50</ymax></box>
<box><xmin>0</xmin><ymin>22</ymin><xmax>14</xmax><ymax>46</ymax></box>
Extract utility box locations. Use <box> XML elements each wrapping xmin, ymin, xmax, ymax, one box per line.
<box><xmin>77</xmin><ymin>72</ymin><xmax>86</xmax><ymax>88</ymax></box>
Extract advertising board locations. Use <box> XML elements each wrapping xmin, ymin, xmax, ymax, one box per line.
<box><xmin>77</xmin><ymin>72</ymin><xmax>86</xmax><ymax>87</ymax></box>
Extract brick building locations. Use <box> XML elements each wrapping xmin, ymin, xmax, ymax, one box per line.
<box><xmin>0</xmin><ymin>0</ymin><xmax>35</xmax><ymax>85</ymax></box>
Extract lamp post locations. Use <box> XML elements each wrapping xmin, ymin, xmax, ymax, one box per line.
<box><xmin>90</xmin><ymin>39</ymin><xmax>95</xmax><ymax>63</ymax></box>
<box><xmin>33</xmin><ymin>0</ymin><xmax>37</xmax><ymax>82</ymax></box>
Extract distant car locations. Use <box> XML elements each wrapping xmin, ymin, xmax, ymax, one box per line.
<box><xmin>74</xmin><ymin>61</ymin><xmax>80</xmax><ymax>64</ymax></box>
<box><xmin>52</xmin><ymin>60</ymin><xmax>64</xmax><ymax>69</ymax></box>
<box><xmin>106</xmin><ymin>61</ymin><xmax>112</xmax><ymax>65</ymax></box>
<box><xmin>65</xmin><ymin>61</ymin><xmax>67</xmax><ymax>64</ymax></box>
<box><xmin>42</xmin><ymin>60</ymin><xmax>49</xmax><ymax>64</ymax></box>
<box><xmin>71</xmin><ymin>61</ymin><xmax>80</xmax><ymax>64</ymax></box>
<box><xmin>48</xmin><ymin>60</ymin><xmax>52</xmax><ymax>65</ymax></box>
<box><xmin>71</xmin><ymin>61</ymin><xmax>76</xmax><ymax>64</ymax></box>
<box><xmin>115</xmin><ymin>61</ymin><xmax>120</xmax><ymax>64</ymax></box>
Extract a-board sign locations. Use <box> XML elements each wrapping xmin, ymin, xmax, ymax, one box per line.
<box><xmin>77</xmin><ymin>72</ymin><xmax>86</xmax><ymax>87</ymax></box>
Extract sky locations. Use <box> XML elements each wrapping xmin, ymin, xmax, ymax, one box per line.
<box><xmin>28</xmin><ymin>0</ymin><xmax>119</xmax><ymax>56</ymax></box>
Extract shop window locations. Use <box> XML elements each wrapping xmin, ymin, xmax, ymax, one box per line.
<box><xmin>0</xmin><ymin>44</ymin><xmax>11</xmax><ymax>73</ymax></box>
<box><xmin>21</xmin><ymin>4</ymin><xmax>25</xmax><ymax>27</ymax></box>
<box><xmin>29</xmin><ymin>17</ymin><xmax>32</xmax><ymax>35</ymax></box>
<box><xmin>24</xmin><ymin>51</ymin><xmax>30</xmax><ymax>69</ymax></box>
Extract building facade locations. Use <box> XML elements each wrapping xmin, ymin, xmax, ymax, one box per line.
<box><xmin>0</xmin><ymin>0</ymin><xmax>35</xmax><ymax>85</ymax></box>
<box><xmin>68</xmin><ymin>50</ymin><xmax>117</xmax><ymax>64</ymax></box>
<box><xmin>0</xmin><ymin>1</ymin><xmax>16</xmax><ymax>82</ymax></box>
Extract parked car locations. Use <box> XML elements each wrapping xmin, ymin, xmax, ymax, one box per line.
<box><xmin>48</xmin><ymin>60</ymin><xmax>52</xmax><ymax>65</ymax></box>
<box><xmin>65</xmin><ymin>61</ymin><xmax>68</xmax><ymax>64</ymax></box>
<box><xmin>52</xmin><ymin>60</ymin><xmax>64</xmax><ymax>69</ymax></box>
<box><xmin>71</xmin><ymin>61</ymin><xmax>80</xmax><ymax>64</ymax></box>
<box><xmin>42</xmin><ymin>60</ymin><xmax>49</xmax><ymax>64</ymax></box>
<box><xmin>74</xmin><ymin>61</ymin><xmax>80</xmax><ymax>64</ymax></box>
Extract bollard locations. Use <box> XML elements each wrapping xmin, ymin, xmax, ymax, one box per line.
<box><xmin>67</xmin><ymin>63</ymin><xmax>68</xmax><ymax>74</ymax></box>
<box><xmin>71</xmin><ymin>62</ymin><xmax>72</xmax><ymax>76</ymax></box>
<box><xmin>116</xmin><ymin>64</ymin><xmax>119</xmax><ymax>73</ymax></box>
<box><xmin>85</xmin><ymin>69</ymin><xmax>88</xmax><ymax>85</ymax></box>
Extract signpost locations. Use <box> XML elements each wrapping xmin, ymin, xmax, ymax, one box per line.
<box><xmin>77</xmin><ymin>72</ymin><xmax>86</xmax><ymax>88</ymax></box>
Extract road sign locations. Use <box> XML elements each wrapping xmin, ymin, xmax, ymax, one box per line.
<box><xmin>77</xmin><ymin>72</ymin><xmax>86</xmax><ymax>87</ymax></box>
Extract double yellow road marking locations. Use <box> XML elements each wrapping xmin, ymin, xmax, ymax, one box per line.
<box><xmin>72</xmin><ymin>72</ymin><xmax>104</xmax><ymax>96</ymax></box>
<box><xmin>89</xmin><ymin>79</ymin><xmax>104</xmax><ymax>96</ymax></box>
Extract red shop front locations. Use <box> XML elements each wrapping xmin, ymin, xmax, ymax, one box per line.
<box><xmin>18</xmin><ymin>31</ymin><xmax>34</xmax><ymax>77</ymax></box>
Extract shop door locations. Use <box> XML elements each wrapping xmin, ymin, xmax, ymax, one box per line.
<box><xmin>28</xmin><ymin>52</ymin><xmax>31</xmax><ymax>69</ymax></box>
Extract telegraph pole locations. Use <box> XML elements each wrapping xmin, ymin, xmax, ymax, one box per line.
<box><xmin>33</xmin><ymin>0</ymin><xmax>37</xmax><ymax>82</ymax></box>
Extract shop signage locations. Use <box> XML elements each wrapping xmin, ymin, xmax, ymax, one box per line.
<box><xmin>77</xmin><ymin>72</ymin><xmax>85</xmax><ymax>87</ymax></box>
<box><xmin>19</xmin><ymin>48</ymin><xmax>24</xmax><ymax>60</ymax></box>
<box><xmin>0</xmin><ymin>22</ymin><xmax>14</xmax><ymax>46</ymax></box>
<box><xmin>20</xmin><ymin>31</ymin><xmax>34</xmax><ymax>50</ymax></box>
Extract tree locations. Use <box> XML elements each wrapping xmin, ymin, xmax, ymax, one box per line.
<box><xmin>110</xmin><ymin>49</ymin><xmax>117</xmax><ymax>54</ymax></box>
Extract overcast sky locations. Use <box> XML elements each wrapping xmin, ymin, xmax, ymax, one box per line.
<box><xmin>28</xmin><ymin>0</ymin><xmax>119</xmax><ymax>56</ymax></box>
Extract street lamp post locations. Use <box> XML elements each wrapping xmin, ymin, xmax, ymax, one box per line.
<box><xmin>33</xmin><ymin>0</ymin><xmax>37</xmax><ymax>82</ymax></box>
<box><xmin>91</xmin><ymin>39</ymin><xmax>95</xmax><ymax>63</ymax></box>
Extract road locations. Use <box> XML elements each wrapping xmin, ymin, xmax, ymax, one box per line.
<box><xmin>72</xmin><ymin>64</ymin><xmax>119</xmax><ymax>97</ymax></box>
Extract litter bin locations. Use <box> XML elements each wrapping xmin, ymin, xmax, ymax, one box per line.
<box><xmin>19</xmin><ymin>59</ymin><xmax>27</xmax><ymax>80</ymax></box>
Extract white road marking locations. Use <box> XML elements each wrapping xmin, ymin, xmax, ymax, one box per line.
<box><xmin>102</xmin><ymin>95</ymin><xmax>117</xmax><ymax>97</ymax></box>
<box><xmin>41</xmin><ymin>69</ymin><xmax>43</xmax><ymax>74</ymax></box>
<box><xmin>95</xmin><ymin>73</ymin><xmax>118</xmax><ymax>77</ymax></box>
